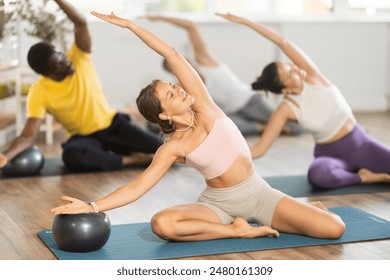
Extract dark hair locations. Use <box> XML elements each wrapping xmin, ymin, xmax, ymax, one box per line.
<box><xmin>251</xmin><ymin>62</ymin><xmax>285</xmax><ymax>94</ymax></box>
<box><xmin>27</xmin><ymin>42</ymin><xmax>55</xmax><ymax>75</ymax></box>
<box><xmin>136</xmin><ymin>80</ymin><xmax>175</xmax><ymax>134</ymax></box>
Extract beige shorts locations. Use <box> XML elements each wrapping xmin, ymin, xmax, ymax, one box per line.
<box><xmin>197</xmin><ymin>171</ymin><xmax>286</xmax><ymax>226</ymax></box>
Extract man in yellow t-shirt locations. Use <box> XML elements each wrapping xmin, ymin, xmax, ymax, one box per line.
<box><xmin>0</xmin><ymin>0</ymin><xmax>162</xmax><ymax>172</ymax></box>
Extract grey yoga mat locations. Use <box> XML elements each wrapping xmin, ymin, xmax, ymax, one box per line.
<box><xmin>264</xmin><ymin>175</ymin><xmax>389</xmax><ymax>197</ymax></box>
<box><xmin>0</xmin><ymin>157</ymin><xmax>157</xmax><ymax>179</ymax></box>
<box><xmin>2</xmin><ymin>160</ymin><xmax>388</xmax><ymax>197</ymax></box>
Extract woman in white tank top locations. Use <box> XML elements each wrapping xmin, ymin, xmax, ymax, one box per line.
<box><xmin>218</xmin><ymin>13</ymin><xmax>390</xmax><ymax>189</ymax></box>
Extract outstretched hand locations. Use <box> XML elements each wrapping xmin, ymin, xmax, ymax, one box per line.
<box><xmin>0</xmin><ymin>154</ymin><xmax>8</xmax><ymax>168</ymax></box>
<box><xmin>50</xmin><ymin>195</ymin><xmax>90</xmax><ymax>215</ymax></box>
<box><xmin>90</xmin><ymin>11</ymin><xmax>132</xmax><ymax>28</ymax></box>
<box><xmin>215</xmin><ymin>12</ymin><xmax>248</xmax><ymax>24</ymax></box>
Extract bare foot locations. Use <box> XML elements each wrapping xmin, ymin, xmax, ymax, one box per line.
<box><xmin>231</xmin><ymin>217</ymin><xmax>279</xmax><ymax>238</ymax></box>
<box><xmin>0</xmin><ymin>154</ymin><xmax>8</xmax><ymax>168</ymax></box>
<box><xmin>309</xmin><ymin>201</ymin><xmax>329</xmax><ymax>212</ymax></box>
<box><xmin>358</xmin><ymin>168</ymin><xmax>390</xmax><ymax>184</ymax></box>
<box><xmin>122</xmin><ymin>152</ymin><xmax>154</xmax><ymax>167</ymax></box>
<box><xmin>309</xmin><ymin>201</ymin><xmax>341</xmax><ymax>217</ymax></box>
<box><xmin>256</xmin><ymin>123</ymin><xmax>266</xmax><ymax>133</ymax></box>
<box><xmin>281</xmin><ymin>126</ymin><xmax>291</xmax><ymax>135</ymax></box>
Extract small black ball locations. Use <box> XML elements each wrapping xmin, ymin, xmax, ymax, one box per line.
<box><xmin>2</xmin><ymin>146</ymin><xmax>44</xmax><ymax>176</ymax></box>
<box><xmin>52</xmin><ymin>212</ymin><xmax>111</xmax><ymax>252</ymax></box>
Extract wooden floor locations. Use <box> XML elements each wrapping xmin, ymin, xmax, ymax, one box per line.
<box><xmin>0</xmin><ymin>112</ymin><xmax>389</xmax><ymax>260</ymax></box>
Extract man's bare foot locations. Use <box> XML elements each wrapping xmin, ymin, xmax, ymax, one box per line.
<box><xmin>358</xmin><ymin>168</ymin><xmax>390</xmax><ymax>184</ymax></box>
<box><xmin>122</xmin><ymin>152</ymin><xmax>154</xmax><ymax>166</ymax></box>
<box><xmin>231</xmin><ymin>217</ymin><xmax>279</xmax><ymax>238</ymax></box>
<box><xmin>0</xmin><ymin>154</ymin><xmax>8</xmax><ymax>168</ymax></box>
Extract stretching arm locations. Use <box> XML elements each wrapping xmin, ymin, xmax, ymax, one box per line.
<box><xmin>55</xmin><ymin>0</ymin><xmax>91</xmax><ymax>53</ymax></box>
<box><xmin>216</xmin><ymin>13</ymin><xmax>329</xmax><ymax>85</ymax></box>
<box><xmin>91</xmin><ymin>11</ymin><xmax>218</xmax><ymax>111</ymax></box>
<box><xmin>251</xmin><ymin>103</ymin><xmax>296</xmax><ymax>159</ymax></box>
<box><xmin>146</xmin><ymin>16</ymin><xmax>218</xmax><ymax>67</ymax></box>
<box><xmin>0</xmin><ymin>118</ymin><xmax>42</xmax><ymax>168</ymax></box>
<box><xmin>50</xmin><ymin>139</ymin><xmax>180</xmax><ymax>214</ymax></box>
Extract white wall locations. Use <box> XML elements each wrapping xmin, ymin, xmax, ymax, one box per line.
<box><xmin>280</xmin><ymin>22</ymin><xmax>389</xmax><ymax>111</ymax></box>
<box><xmin>16</xmin><ymin>19</ymin><xmax>390</xmax><ymax>112</ymax></box>
<box><xmin>387</xmin><ymin>23</ymin><xmax>390</xmax><ymax>106</ymax></box>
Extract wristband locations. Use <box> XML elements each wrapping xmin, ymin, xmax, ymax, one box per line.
<box><xmin>89</xmin><ymin>201</ymin><xmax>99</xmax><ymax>213</ymax></box>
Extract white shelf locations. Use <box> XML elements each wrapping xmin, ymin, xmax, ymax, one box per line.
<box><xmin>1</xmin><ymin>65</ymin><xmax>59</xmax><ymax>145</ymax></box>
<box><xmin>0</xmin><ymin>60</ymin><xmax>19</xmax><ymax>71</ymax></box>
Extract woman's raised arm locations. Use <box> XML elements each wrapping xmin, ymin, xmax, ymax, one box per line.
<box><xmin>91</xmin><ymin>11</ymin><xmax>216</xmax><ymax>107</ymax></box>
<box><xmin>216</xmin><ymin>13</ymin><xmax>329</xmax><ymax>84</ymax></box>
<box><xmin>145</xmin><ymin>15</ymin><xmax>219</xmax><ymax>67</ymax></box>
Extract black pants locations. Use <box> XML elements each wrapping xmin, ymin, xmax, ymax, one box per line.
<box><xmin>62</xmin><ymin>113</ymin><xmax>162</xmax><ymax>172</ymax></box>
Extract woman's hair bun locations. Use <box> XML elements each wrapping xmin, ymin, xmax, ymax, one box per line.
<box><xmin>251</xmin><ymin>78</ymin><xmax>263</xmax><ymax>90</ymax></box>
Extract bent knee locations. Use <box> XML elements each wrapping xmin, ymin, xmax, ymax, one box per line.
<box><xmin>62</xmin><ymin>147</ymin><xmax>86</xmax><ymax>167</ymax></box>
<box><xmin>308</xmin><ymin>164</ymin><xmax>340</xmax><ymax>189</ymax></box>
<box><xmin>322</xmin><ymin>219</ymin><xmax>346</xmax><ymax>239</ymax></box>
<box><xmin>151</xmin><ymin>211</ymin><xmax>176</xmax><ymax>240</ymax></box>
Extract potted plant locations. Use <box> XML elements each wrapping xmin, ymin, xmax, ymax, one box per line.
<box><xmin>19</xmin><ymin>0</ymin><xmax>71</xmax><ymax>51</ymax></box>
<box><xmin>0</xmin><ymin>0</ymin><xmax>12</xmax><ymax>42</ymax></box>
<box><xmin>0</xmin><ymin>0</ymin><xmax>18</xmax><ymax>65</ymax></box>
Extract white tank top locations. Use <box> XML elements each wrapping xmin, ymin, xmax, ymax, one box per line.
<box><xmin>282</xmin><ymin>82</ymin><xmax>353</xmax><ymax>143</ymax></box>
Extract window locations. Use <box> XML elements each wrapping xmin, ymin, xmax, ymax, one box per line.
<box><xmin>67</xmin><ymin>0</ymin><xmax>128</xmax><ymax>15</ymax></box>
<box><xmin>148</xmin><ymin>0</ymin><xmax>207</xmax><ymax>13</ymax></box>
<box><xmin>349</xmin><ymin>0</ymin><xmax>390</xmax><ymax>15</ymax></box>
<box><xmin>142</xmin><ymin>0</ymin><xmax>333</xmax><ymax>16</ymax></box>
<box><xmin>66</xmin><ymin>0</ymin><xmax>389</xmax><ymax>18</ymax></box>
<box><xmin>273</xmin><ymin>0</ymin><xmax>333</xmax><ymax>16</ymax></box>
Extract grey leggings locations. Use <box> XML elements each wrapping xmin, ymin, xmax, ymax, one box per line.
<box><xmin>228</xmin><ymin>94</ymin><xmax>304</xmax><ymax>135</ymax></box>
<box><xmin>197</xmin><ymin>171</ymin><xmax>286</xmax><ymax>226</ymax></box>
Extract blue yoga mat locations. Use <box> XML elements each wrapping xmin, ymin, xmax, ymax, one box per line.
<box><xmin>38</xmin><ymin>207</ymin><xmax>390</xmax><ymax>260</ymax></box>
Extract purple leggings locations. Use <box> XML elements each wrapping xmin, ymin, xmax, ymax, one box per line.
<box><xmin>308</xmin><ymin>125</ymin><xmax>390</xmax><ymax>189</ymax></box>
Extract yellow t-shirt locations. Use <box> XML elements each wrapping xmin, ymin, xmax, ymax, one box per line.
<box><xmin>27</xmin><ymin>43</ymin><xmax>116</xmax><ymax>136</ymax></box>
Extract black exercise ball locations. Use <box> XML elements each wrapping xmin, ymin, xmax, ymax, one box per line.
<box><xmin>52</xmin><ymin>212</ymin><xmax>111</xmax><ymax>252</ymax></box>
<box><xmin>1</xmin><ymin>146</ymin><xmax>44</xmax><ymax>176</ymax></box>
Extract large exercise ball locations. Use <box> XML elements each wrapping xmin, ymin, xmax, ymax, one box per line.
<box><xmin>52</xmin><ymin>212</ymin><xmax>111</xmax><ymax>252</ymax></box>
<box><xmin>1</xmin><ymin>146</ymin><xmax>44</xmax><ymax>176</ymax></box>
